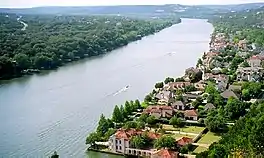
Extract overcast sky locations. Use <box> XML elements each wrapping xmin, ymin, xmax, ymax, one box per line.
<box><xmin>1</xmin><ymin>0</ymin><xmax>264</xmax><ymax>8</ymax></box>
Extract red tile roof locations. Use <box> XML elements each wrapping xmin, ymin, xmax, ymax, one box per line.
<box><xmin>144</xmin><ymin>106</ymin><xmax>173</xmax><ymax>114</ymax></box>
<box><xmin>184</xmin><ymin>110</ymin><xmax>198</xmax><ymax>117</ymax></box>
<box><xmin>152</xmin><ymin>149</ymin><xmax>179</xmax><ymax>158</ymax></box>
<box><xmin>115</xmin><ymin>129</ymin><xmax>160</xmax><ymax>140</ymax></box>
<box><xmin>177</xmin><ymin>137</ymin><xmax>193</xmax><ymax>146</ymax></box>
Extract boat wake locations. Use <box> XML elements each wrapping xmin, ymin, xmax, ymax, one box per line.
<box><xmin>113</xmin><ymin>85</ymin><xmax>130</xmax><ymax>96</ymax></box>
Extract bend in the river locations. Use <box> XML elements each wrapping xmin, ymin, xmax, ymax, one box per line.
<box><xmin>0</xmin><ymin>18</ymin><xmax>213</xmax><ymax>158</ymax></box>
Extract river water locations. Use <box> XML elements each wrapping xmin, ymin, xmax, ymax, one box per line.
<box><xmin>0</xmin><ymin>19</ymin><xmax>213</xmax><ymax>158</ymax></box>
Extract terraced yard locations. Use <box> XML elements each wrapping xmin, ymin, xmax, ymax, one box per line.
<box><xmin>198</xmin><ymin>132</ymin><xmax>221</xmax><ymax>145</ymax></box>
<box><xmin>193</xmin><ymin>146</ymin><xmax>208</xmax><ymax>153</ymax></box>
<box><xmin>163</xmin><ymin>125</ymin><xmax>205</xmax><ymax>134</ymax></box>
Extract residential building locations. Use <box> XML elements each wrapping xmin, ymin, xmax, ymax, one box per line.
<box><xmin>194</xmin><ymin>81</ymin><xmax>206</xmax><ymax>91</ymax></box>
<box><xmin>236</xmin><ymin>67</ymin><xmax>264</xmax><ymax>81</ymax></box>
<box><xmin>155</xmin><ymin>90</ymin><xmax>174</xmax><ymax>105</ymax></box>
<box><xmin>204</xmin><ymin>103</ymin><xmax>216</xmax><ymax>111</ymax></box>
<box><xmin>109</xmin><ymin>129</ymin><xmax>160</xmax><ymax>156</ymax></box>
<box><xmin>171</xmin><ymin>101</ymin><xmax>186</xmax><ymax>111</ymax></box>
<box><xmin>221</xmin><ymin>89</ymin><xmax>240</xmax><ymax>100</ymax></box>
<box><xmin>176</xmin><ymin>137</ymin><xmax>193</xmax><ymax>147</ymax></box>
<box><xmin>247</xmin><ymin>55</ymin><xmax>261</xmax><ymax>67</ymax></box>
<box><xmin>216</xmin><ymin>81</ymin><xmax>227</xmax><ymax>92</ymax></box>
<box><xmin>143</xmin><ymin>106</ymin><xmax>174</xmax><ymax>119</ymax></box>
<box><xmin>168</xmin><ymin>82</ymin><xmax>191</xmax><ymax>91</ymax></box>
<box><xmin>184</xmin><ymin>110</ymin><xmax>198</xmax><ymax>121</ymax></box>
<box><xmin>151</xmin><ymin>149</ymin><xmax>179</xmax><ymax>158</ymax></box>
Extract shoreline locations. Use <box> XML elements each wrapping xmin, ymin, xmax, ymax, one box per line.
<box><xmin>0</xmin><ymin>20</ymin><xmax>181</xmax><ymax>82</ymax></box>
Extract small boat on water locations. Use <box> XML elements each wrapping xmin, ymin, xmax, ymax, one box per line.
<box><xmin>125</xmin><ymin>85</ymin><xmax>129</xmax><ymax>89</ymax></box>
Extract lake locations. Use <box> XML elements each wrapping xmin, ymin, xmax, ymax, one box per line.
<box><xmin>0</xmin><ymin>18</ymin><xmax>213</xmax><ymax>157</ymax></box>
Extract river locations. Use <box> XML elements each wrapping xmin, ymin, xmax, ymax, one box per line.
<box><xmin>0</xmin><ymin>18</ymin><xmax>213</xmax><ymax>158</ymax></box>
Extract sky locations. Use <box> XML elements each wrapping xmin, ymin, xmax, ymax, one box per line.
<box><xmin>1</xmin><ymin>0</ymin><xmax>264</xmax><ymax>8</ymax></box>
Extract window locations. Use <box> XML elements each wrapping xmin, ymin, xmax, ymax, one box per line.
<box><xmin>119</xmin><ymin>146</ymin><xmax>121</xmax><ymax>150</ymax></box>
<box><xmin>139</xmin><ymin>151</ymin><xmax>141</xmax><ymax>155</ymax></box>
<box><xmin>129</xmin><ymin>150</ymin><xmax>131</xmax><ymax>154</ymax></box>
<box><xmin>116</xmin><ymin>140</ymin><xmax>118</xmax><ymax>144</ymax></box>
<box><xmin>119</xmin><ymin>140</ymin><xmax>121</xmax><ymax>144</ymax></box>
<box><xmin>116</xmin><ymin>146</ymin><xmax>118</xmax><ymax>150</ymax></box>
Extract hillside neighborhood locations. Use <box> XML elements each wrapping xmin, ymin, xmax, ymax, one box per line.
<box><xmin>86</xmin><ymin>18</ymin><xmax>264</xmax><ymax>157</ymax></box>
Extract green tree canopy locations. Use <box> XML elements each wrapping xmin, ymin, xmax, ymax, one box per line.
<box><xmin>154</xmin><ymin>135</ymin><xmax>176</xmax><ymax>149</ymax></box>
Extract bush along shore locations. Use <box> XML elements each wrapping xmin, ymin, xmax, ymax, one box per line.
<box><xmin>0</xmin><ymin>13</ymin><xmax>181</xmax><ymax>80</ymax></box>
<box><xmin>86</xmin><ymin>8</ymin><xmax>264</xmax><ymax>158</ymax></box>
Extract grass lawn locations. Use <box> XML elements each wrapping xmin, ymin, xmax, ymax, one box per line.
<box><xmin>163</xmin><ymin>125</ymin><xmax>205</xmax><ymax>134</ymax></box>
<box><xmin>193</xmin><ymin>146</ymin><xmax>208</xmax><ymax>153</ymax></box>
<box><xmin>167</xmin><ymin>133</ymin><xmax>196</xmax><ymax>140</ymax></box>
<box><xmin>198</xmin><ymin>132</ymin><xmax>221</xmax><ymax>145</ymax></box>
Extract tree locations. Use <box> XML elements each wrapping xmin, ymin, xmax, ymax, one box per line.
<box><xmin>242</xmin><ymin>89</ymin><xmax>251</xmax><ymax>101</ymax></box>
<box><xmin>86</xmin><ymin>132</ymin><xmax>100</xmax><ymax>146</ymax></box>
<box><xmin>184</xmin><ymin>85</ymin><xmax>197</xmax><ymax>92</ymax></box>
<box><xmin>208</xmin><ymin>144</ymin><xmax>228</xmax><ymax>158</ymax></box>
<box><xmin>205</xmin><ymin>82</ymin><xmax>217</xmax><ymax>95</ymax></box>
<box><xmin>169</xmin><ymin>116</ymin><xmax>185</xmax><ymax>128</ymax></box>
<box><xmin>112</xmin><ymin>105</ymin><xmax>122</xmax><ymax>123</ymax></box>
<box><xmin>225</xmin><ymin>97</ymin><xmax>246</xmax><ymax>120</ymax></box>
<box><xmin>136</xmin><ymin>121</ymin><xmax>146</xmax><ymax>130</ymax></box>
<box><xmin>130</xmin><ymin>135</ymin><xmax>146</xmax><ymax>149</ymax></box>
<box><xmin>144</xmin><ymin>94</ymin><xmax>152</xmax><ymax>103</ymax></box>
<box><xmin>242</xmin><ymin>61</ymin><xmax>250</xmax><ymax>67</ymax></box>
<box><xmin>176</xmin><ymin>95</ymin><xmax>184</xmax><ymax>101</ymax></box>
<box><xmin>124</xmin><ymin>101</ymin><xmax>132</xmax><ymax>115</ymax></box>
<box><xmin>175</xmin><ymin>77</ymin><xmax>185</xmax><ymax>82</ymax></box>
<box><xmin>120</xmin><ymin>105</ymin><xmax>126</xmax><ymax>119</ymax></box>
<box><xmin>155</xmin><ymin>82</ymin><xmax>164</xmax><ymax>89</ymax></box>
<box><xmin>164</xmin><ymin>77</ymin><xmax>174</xmax><ymax>84</ymax></box>
<box><xmin>205</xmin><ymin>110</ymin><xmax>226</xmax><ymax>132</ymax></box>
<box><xmin>139</xmin><ymin>113</ymin><xmax>149</xmax><ymax>122</ymax></box>
<box><xmin>196</xmin><ymin>58</ymin><xmax>203</xmax><ymax>67</ymax></box>
<box><xmin>134</xmin><ymin>99</ymin><xmax>141</xmax><ymax>109</ymax></box>
<box><xmin>124</xmin><ymin>121</ymin><xmax>138</xmax><ymax>129</ymax></box>
<box><xmin>14</xmin><ymin>53</ymin><xmax>31</xmax><ymax>70</ymax></box>
<box><xmin>50</xmin><ymin>151</ymin><xmax>59</xmax><ymax>158</ymax></box>
<box><xmin>146</xmin><ymin>116</ymin><xmax>156</xmax><ymax>126</ymax></box>
<box><xmin>97</xmin><ymin>114</ymin><xmax>109</xmax><ymax>135</ymax></box>
<box><xmin>154</xmin><ymin>135</ymin><xmax>176</xmax><ymax>149</ymax></box>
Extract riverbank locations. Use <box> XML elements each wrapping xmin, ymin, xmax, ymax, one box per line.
<box><xmin>0</xmin><ymin>19</ymin><xmax>213</xmax><ymax>157</ymax></box>
<box><xmin>0</xmin><ymin>14</ymin><xmax>181</xmax><ymax>81</ymax></box>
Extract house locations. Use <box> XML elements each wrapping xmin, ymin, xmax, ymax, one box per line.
<box><xmin>109</xmin><ymin>129</ymin><xmax>160</xmax><ymax>156</ymax></box>
<box><xmin>204</xmin><ymin>103</ymin><xmax>216</xmax><ymax>111</ymax></box>
<box><xmin>247</xmin><ymin>55</ymin><xmax>261</xmax><ymax>67</ymax></box>
<box><xmin>143</xmin><ymin>106</ymin><xmax>174</xmax><ymax>119</ymax></box>
<box><xmin>184</xmin><ymin>110</ymin><xmax>198</xmax><ymax>121</ymax></box>
<box><xmin>212</xmin><ymin>67</ymin><xmax>222</xmax><ymax>74</ymax></box>
<box><xmin>176</xmin><ymin>137</ymin><xmax>193</xmax><ymax>147</ymax></box>
<box><xmin>216</xmin><ymin>81</ymin><xmax>227</xmax><ymax>92</ymax></box>
<box><xmin>236</xmin><ymin>67</ymin><xmax>264</xmax><ymax>81</ymax></box>
<box><xmin>171</xmin><ymin>101</ymin><xmax>186</xmax><ymax>111</ymax></box>
<box><xmin>183</xmin><ymin>93</ymin><xmax>200</xmax><ymax>100</ymax></box>
<box><xmin>221</xmin><ymin>89</ymin><xmax>240</xmax><ymax>100</ymax></box>
<box><xmin>238</xmin><ymin>39</ymin><xmax>248</xmax><ymax>49</ymax></box>
<box><xmin>194</xmin><ymin>81</ymin><xmax>206</xmax><ymax>91</ymax></box>
<box><xmin>228</xmin><ymin>85</ymin><xmax>242</xmax><ymax>92</ymax></box>
<box><xmin>168</xmin><ymin>82</ymin><xmax>191</xmax><ymax>91</ymax></box>
<box><xmin>155</xmin><ymin>90</ymin><xmax>174</xmax><ymax>105</ymax></box>
<box><xmin>151</xmin><ymin>149</ymin><xmax>179</xmax><ymax>158</ymax></box>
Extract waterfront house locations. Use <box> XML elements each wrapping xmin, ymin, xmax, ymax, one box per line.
<box><xmin>184</xmin><ymin>110</ymin><xmax>198</xmax><ymax>121</ymax></box>
<box><xmin>155</xmin><ymin>90</ymin><xmax>174</xmax><ymax>105</ymax></box>
<box><xmin>171</xmin><ymin>101</ymin><xmax>186</xmax><ymax>111</ymax></box>
<box><xmin>109</xmin><ymin>129</ymin><xmax>160</xmax><ymax>157</ymax></box>
<box><xmin>151</xmin><ymin>149</ymin><xmax>179</xmax><ymax>158</ymax></box>
<box><xmin>143</xmin><ymin>106</ymin><xmax>174</xmax><ymax>119</ymax></box>
<box><xmin>247</xmin><ymin>55</ymin><xmax>261</xmax><ymax>67</ymax></box>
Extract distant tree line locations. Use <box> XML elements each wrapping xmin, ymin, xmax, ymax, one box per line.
<box><xmin>0</xmin><ymin>13</ymin><xmax>181</xmax><ymax>79</ymax></box>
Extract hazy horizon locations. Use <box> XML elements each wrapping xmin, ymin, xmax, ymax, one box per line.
<box><xmin>1</xmin><ymin>0</ymin><xmax>264</xmax><ymax>8</ymax></box>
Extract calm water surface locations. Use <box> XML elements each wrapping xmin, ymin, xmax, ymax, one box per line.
<box><xmin>0</xmin><ymin>19</ymin><xmax>213</xmax><ymax>158</ymax></box>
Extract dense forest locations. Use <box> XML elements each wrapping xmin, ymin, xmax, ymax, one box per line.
<box><xmin>0</xmin><ymin>13</ymin><xmax>180</xmax><ymax>79</ymax></box>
